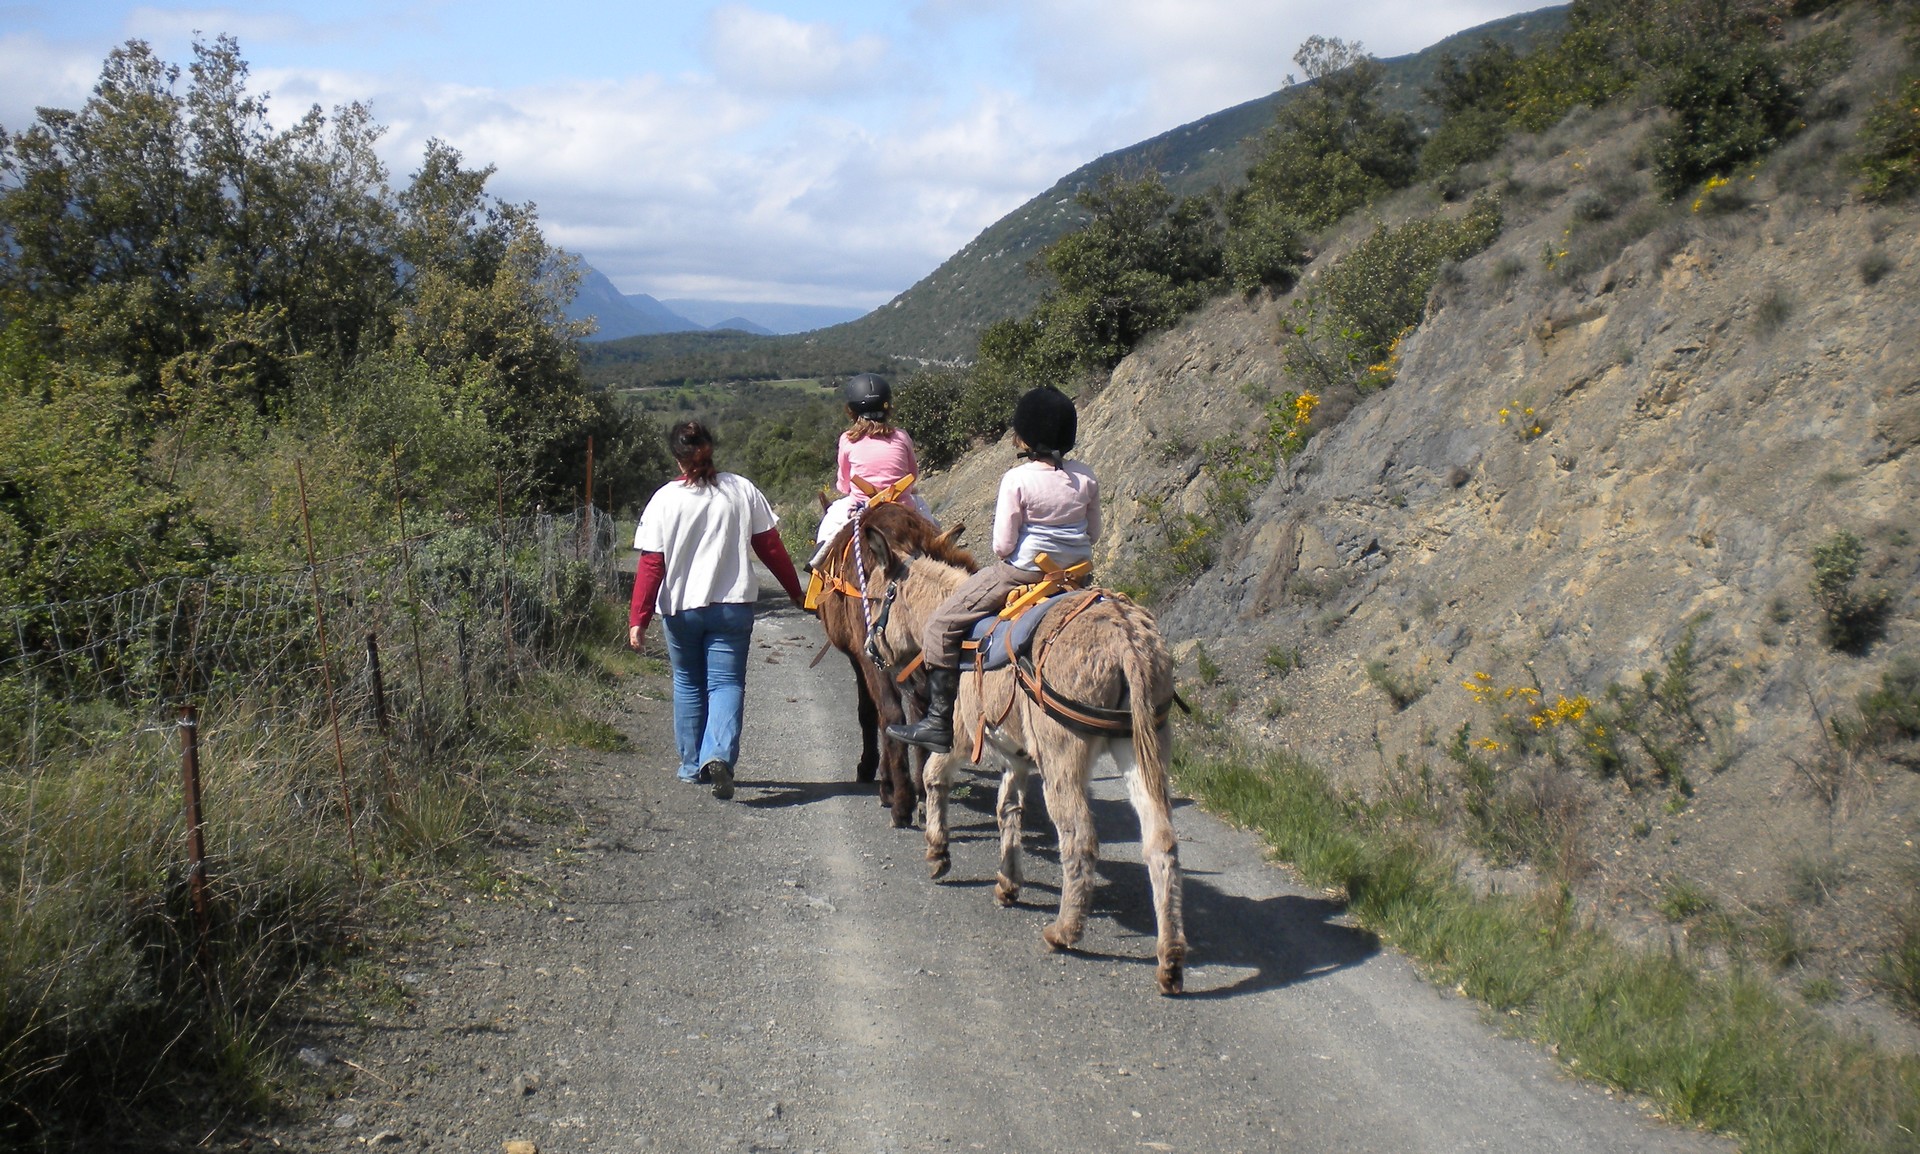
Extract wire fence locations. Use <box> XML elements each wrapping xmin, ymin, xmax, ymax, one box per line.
<box><xmin>2</xmin><ymin>505</ymin><xmax>626</xmax><ymax>757</ymax></box>
<box><xmin>0</xmin><ymin>502</ymin><xmax>638</xmax><ymax>1130</ymax></box>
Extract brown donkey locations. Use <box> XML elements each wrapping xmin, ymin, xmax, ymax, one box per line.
<box><xmin>851</xmin><ymin>502</ymin><xmax>1187</xmax><ymax>995</ymax></box>
<box><xmin>811</xmin><ymin>497</ymin><xmax>974</xmax><ymax>828</ymax></box>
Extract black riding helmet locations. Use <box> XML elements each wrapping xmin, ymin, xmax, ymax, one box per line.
<box><xmin>1012</xmin><ymin>386</ymin><xmax>1076</xmax><ymax>457</ymax></box>
<box><xmin>842</xmin><ymin>373</ymin><xmax>892</xmax><ymax>419</ymax></box>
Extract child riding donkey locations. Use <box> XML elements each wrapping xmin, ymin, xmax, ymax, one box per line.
<box><xmin>888</xmin><ymin>385</ymin><xmax>1093</xmax><ymax>754</ymax></box>
<box><xmin>811</xmin><ymin>373</ymin><xmax>933</xmax><ymax>568</ymax></box>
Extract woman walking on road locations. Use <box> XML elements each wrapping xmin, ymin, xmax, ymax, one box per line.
<box><xmin>629</xmin><ymin>420</ymin><xmax>807</xmax><ymax>799</ymax></box>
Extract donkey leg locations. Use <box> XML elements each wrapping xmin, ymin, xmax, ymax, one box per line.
<box><xmin>994</xmin><ymin>753</ymin><xmax>1032</xmax><ymax>906</ymax></box>
<box><xmin>922</xmin><ymin>750</ymin><xmax>954</xmax><ymax>880</ymax></box>
<box><xmin>1036</xmin><ymin>734</ymin><xmax>1096</xmax><ymax>951</ymax></box>
<box><xmin>883</xmin><ymin>691</ymin><xmax>920</xmax><ymax>829</ymax></box>
<box><xmin>847</xmin><ymin>652</ymin><xmax>880</xmax><ymax>785</ymax></box>
<box><xmin>1114</xmin><ymin>730</ymin><xmax>1187</xmax><ymax>995</ymax></box>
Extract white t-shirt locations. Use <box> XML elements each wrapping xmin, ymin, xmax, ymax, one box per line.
<box><xmin>634</xmin><ymin>473</ymin><xmax>779</xmax><ymax>616</ymax></box>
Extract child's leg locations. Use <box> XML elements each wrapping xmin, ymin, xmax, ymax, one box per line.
<box><xmin>917</xmin><ymin>561</ymin><xmax>1033</xmax><ymax>669</ymax></box>
<box><xmin>906</xmin><ymin>491</ymin><xmax>936</xmax><ymax>525</ymax></box>
<box><xmin>815</xmin><ymin>495</ymin><xmax>857</xmax><ymax>544</ymax></box>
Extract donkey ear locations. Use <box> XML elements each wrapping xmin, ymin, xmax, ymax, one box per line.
<box><xmin>934</xmin><ymin>522</ymin><xmax>965</xmax><ymax>549</ymax></box>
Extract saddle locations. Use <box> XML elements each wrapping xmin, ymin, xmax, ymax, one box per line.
<box><xmin>959</xmin><ymin>554</ymin><xmax>1093</xmax><ymax>673</ymax></box>
<box><xmin>802</xmin><ymin>474</ymin><xmax>917</xmax><ymax>612</ymax></box>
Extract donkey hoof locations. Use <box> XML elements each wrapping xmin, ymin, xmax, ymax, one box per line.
<box><xmin>890</xmin><ymin>809</ymin><xmax>913</xmax><ymax>830</ymax></box>
<box><xmin>928</xmin><ymin>852</ymin><xmax>951</xmax><ymax>880</ymax></box>
<box><xmin>1157</xmin><ymin>964</ymin><xmax>1185</xmax><ymax>996</ymax></box>
<box><xmin>1041</xmin><ymin>923</ymin><xmax>1076</xmax><ymax>952</ymax></box>
<box><xmin>994</xmin><ymin>877</ymin><xmax>1021</xmax><ymax>906</ymax></box>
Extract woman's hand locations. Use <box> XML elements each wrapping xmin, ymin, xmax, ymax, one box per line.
<box><xmin>628</xmin><ymin>624</ymin><xmax>643</xmax><ymax>650</ymax></box>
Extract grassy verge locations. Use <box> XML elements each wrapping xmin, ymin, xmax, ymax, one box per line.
<box><xmin>0</xmin><ymin>602</ymin><xmax>642</xmax><ymax>1147</ymax></box>
<box><xmin>1172</xmin><ymin>741</ymin><xmax>1920</xmax><ymax>1154</ymax></box>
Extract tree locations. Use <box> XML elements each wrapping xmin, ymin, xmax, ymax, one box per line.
<box><xmin>976</xmin><ymin>172</ymin><xmax>1224</xmax><ymax>393</ymax></box>
<box><xmin>1419</xmin><ymin>40</ymin><xmax>1522</xmax><ymax>179</ymax></box>
<box><xmin>1236</xmin><ymin>38</ymin><xmax>1422</xmax><ymax>233</ymax></box>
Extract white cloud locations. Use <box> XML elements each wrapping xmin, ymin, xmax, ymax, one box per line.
<box><xmin>997</xmin><ymin>0</ymin><xmax>1541</xmax><ymax>145</ymax></box>
<box><xmin>3</xmin><ymin>1</ymin><xmax>1552</xmax><ymax>308</ymax></box>
<box><xmin>121</xmin><ymin>5</ymin><xmax>322</xmax><ymax>47</ymax></box>
<box><xmin>703</xmin><ymin>6</ymin><xmax>889</xmax><ymax>98</ymax></box>
<box><xmin>0</xmin><ymin>34</ymin><xmax>104</xmax><ymax>129</ymax></box>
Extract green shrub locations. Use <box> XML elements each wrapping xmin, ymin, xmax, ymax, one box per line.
<box><xmin>975</xmin><ymin>173</ymin><xmax>1224</xmax><ymax>391</ymax></box>
<box><xmin>1832</xmin><ymin>655</ymin><xmax>1920</xmax><ymax>753</ymax></box>
<box><xmin>1754</xmin><ymin>283</ymin><xmax>1794</xmax><ymax>337</ymax></box>
<box><xmin>1788</xmin><ymin>853</ymin><xmax>1847</xmax><ymax>907</ymax></box>
<box><xmin>1286</xmin><ymin>196</ymin><xmax>1504</xmax><ymax>393</ymax></box>
<box><xmin>1419</xmin><ymin>40</ymin><xmax>1522</xmax><ymax>180</ymax></box>
<box><xmin>1859</xmin><ymin>71</ymin><xmax>1920</xmax><ymax>202</ymax></box>
<box><xmin>1236</xmin><ymin>37</ymin><xmax>1421</xmax><ymax>233</ymax></box>
<box><xmin>1192</xmin><ymin>642</ymin><xmax>1223</xmax><ymax>685</ymax></box>
<box><xmin>1810</xmin><ymin>531</ymin><xmax>1890</xmax><ymax>653</ymax></box>
<box><xmin>1264</xmin><ymin>645</ymin><xmax>1303</xmax><ymax>675</ymax></box>
<box><xmin>1221</xmin><ymin>199</ymin><xmax>1308</xmax><ymax>293</ymax></box>
<box><xmin>1660</xmin><ymin>876</ymin><xmax>1716</xmax><ymax>921</ymax></box>
<box><xmin>1365</xmin><ymin>659</ymin><xmax>1429</xmax><ymax>710</ymax></box>
<box><xmin>1652</xmin><ymin>44</ymin><xmax>1802</xmax><ymax>198</ymax></box>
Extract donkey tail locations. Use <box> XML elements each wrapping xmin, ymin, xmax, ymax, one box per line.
<box><xmin>1120</xmin><ymin>615</ymin><xmax>1172</xmax><ymax>811</ymax></box>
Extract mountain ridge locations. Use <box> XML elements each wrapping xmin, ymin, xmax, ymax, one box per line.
<box><xmin>816</xmin><ymin>5</ymin><xmax>1570</xmax><ymax>363</ymax></box>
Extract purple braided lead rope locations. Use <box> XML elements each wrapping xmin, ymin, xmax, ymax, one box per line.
<box><xmin>847</xmin><ymin>498</ymin><xmax>876</xmax><ymax>642</ymax></box>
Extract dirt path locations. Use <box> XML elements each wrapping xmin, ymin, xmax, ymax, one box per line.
<box><xmin>273</xmin><ymin>601</ymin><xmax>1732</xmax><ymax>1153</ymax></box>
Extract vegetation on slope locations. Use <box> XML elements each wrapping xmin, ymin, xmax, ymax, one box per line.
<box><xmin>0</xmin><ymin>39</ymin><xmax>669</xmax><ymax>1143</ymax></box>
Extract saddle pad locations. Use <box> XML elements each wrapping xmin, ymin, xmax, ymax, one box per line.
<box><xmin>963</xmin><ymin>590</ymin><xmax>1086</xmax><ymax>672</ymax></box>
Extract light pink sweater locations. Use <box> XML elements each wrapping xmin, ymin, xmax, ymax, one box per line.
<box><xmin>992</xmin><ymin>460</ymin><xmax>1100</xmax><ymax>567</ymax></box>
<box><xmin>837</xmin><ymin>430</ymin><xmax>920</xmax><ymax>495</ymax></box>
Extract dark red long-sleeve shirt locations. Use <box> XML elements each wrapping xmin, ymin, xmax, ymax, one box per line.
<box><xmin>629</xmin><ymin>528</ymin><xmax>805</xmax><ymax>634</ymax></box>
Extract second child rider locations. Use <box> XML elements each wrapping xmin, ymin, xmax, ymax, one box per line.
<box><xmin>886</xmin><ymin>385</ymin><xmax>1096</xmax><ymax>754</ymax></box>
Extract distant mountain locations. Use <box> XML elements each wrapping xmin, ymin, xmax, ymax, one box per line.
<box><xmin>566</xmin><ymin>265</ymin><xmax>702</xmax><ymax>341</ymax></box>
<box><xmin>816</xmin><ymin>6</ymin><xmax>1568</xmax><ymax>362</ymax></box>
<box><xmin>705</xmin><ymin>316</ymin><xmax>776</xmax><ymax>336</ymax></box>
<box><xmin>655</xmin><ymin>298</ymin><xmax>868</xmax><ymax>335</ymax></box>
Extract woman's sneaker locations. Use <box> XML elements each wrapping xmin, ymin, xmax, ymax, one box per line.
<box><xmin>704</xmin><ymin>759</ymin><xmax>734</xmax><ymax>800</ymax></box>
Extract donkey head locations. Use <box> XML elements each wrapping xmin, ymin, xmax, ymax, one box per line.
<box><xmin>855</xmin><ymin>502</ymin><xmax>976</xmax><ymax>585</ymax></box>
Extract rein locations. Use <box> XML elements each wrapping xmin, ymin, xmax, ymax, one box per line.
<box><xmin>848</xmin><ymin>502</ymin><xmax>896</xmax><ymax>672</ymax></box>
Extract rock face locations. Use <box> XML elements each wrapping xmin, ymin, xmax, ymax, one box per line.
<box><xmin>922</xmin><ymin>98</ymin><xmax>1920</xmax><ymax>1027</ymax></box>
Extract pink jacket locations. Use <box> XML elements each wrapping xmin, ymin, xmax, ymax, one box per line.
<box><xmin>837</xmin><ymin>429</ymin><xmax>920</xmax><ymax>496</ymax></box>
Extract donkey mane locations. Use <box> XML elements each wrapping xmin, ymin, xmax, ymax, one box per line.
<box><xmin>859</xmin><ymin>499</ymin><xmax>978</xmax><ymax>573</ymax></box>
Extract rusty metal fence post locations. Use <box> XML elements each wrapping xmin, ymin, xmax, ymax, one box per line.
<box><xmin>365</xmin><ymin>632</ymin><xmax>389</xmax><ymax>735</ymax></box>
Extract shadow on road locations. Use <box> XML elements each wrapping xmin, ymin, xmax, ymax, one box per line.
<box><xmin>736</xmin><ymin>779</ymin><xmax>879</xmax><ymax>808</ymax></box>
<box><xmin>934</xmin><ymin>775</ymin><xmax>1379</xmax><ymax>999</ymax></box>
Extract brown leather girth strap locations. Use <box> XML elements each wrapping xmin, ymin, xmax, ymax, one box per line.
<box><xmin>970</xmin><ymin>646</ymin><xmax>990</xmax><ymax>763</ymax></box>
<box><xmin>1013</xmin><ymin>590</ymin><xmax>1171</xmax><ymax>737</ymax></box>
<box><xmin>893</xmin><ymin>652</ymin><xmax>924</xmax><ymax>683</ymax></box>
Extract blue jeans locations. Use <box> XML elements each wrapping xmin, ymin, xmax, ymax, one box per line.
<box><xmin>660</xmin><ymin>602</ymin><xmax>755</xmax><ymax>780</ymax></box>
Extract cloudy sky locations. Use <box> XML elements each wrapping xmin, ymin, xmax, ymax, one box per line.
<box><xmin>3</xmin><ymin>1</ymin><xmax>1547</xmax><ymax>309</ymax></box>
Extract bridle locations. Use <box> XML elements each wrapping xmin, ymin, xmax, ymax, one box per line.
<box><xmin>847</xmin><ymin>502</ymin><xmax>902</xmax><ymax>672</ymax></box>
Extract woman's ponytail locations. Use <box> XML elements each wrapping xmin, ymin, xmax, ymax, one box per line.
<box><xmin>669</xmin><ymin>420</ymin><xmax>718</xmax><ymax>487</ymax></box>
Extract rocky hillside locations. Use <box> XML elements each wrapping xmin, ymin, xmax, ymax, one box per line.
<box><xmin>921</xmin><ymin>10</ymin><xmax>1920</xmax><ymax>1042</ymax></box>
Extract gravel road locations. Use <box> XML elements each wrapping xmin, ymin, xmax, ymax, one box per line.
<box><xmin>277</xmin><ymin>599</ymin><xmax>1732</xmax><ymax>1154</ymax></box>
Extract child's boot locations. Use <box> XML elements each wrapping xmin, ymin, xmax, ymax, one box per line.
<box><xmin>888</xmin><ymin>667</ymin><xmax>959</xmax><ymax>753</ymax></box>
